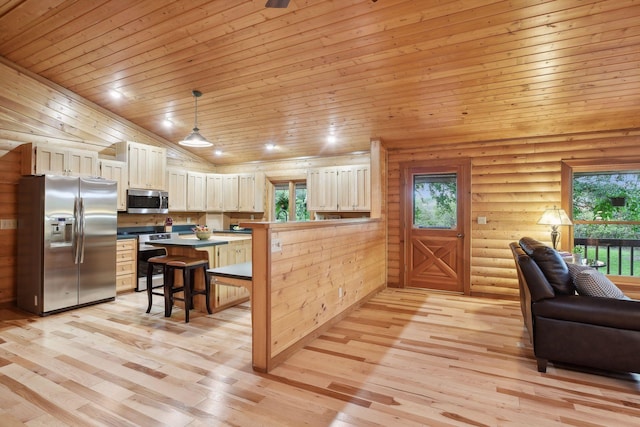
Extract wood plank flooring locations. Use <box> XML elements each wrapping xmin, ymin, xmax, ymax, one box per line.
<box><xmin>0</xmin><ymin>288</ymin><xmax>639</xmax><ymax>426</ymax></box>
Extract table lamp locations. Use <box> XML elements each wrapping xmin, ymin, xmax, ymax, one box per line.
<box><xmin>537</xmin><ymin>206</ymin><xmax>573</xmax><ymax>249</ymax></box>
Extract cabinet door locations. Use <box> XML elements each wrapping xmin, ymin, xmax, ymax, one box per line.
<box><xmin>148</xmin><ymin>146</ymin><xmax>167</xmax><ymax>189</ymax></box>
<box><xmin>223</xmin><ymin>175</ymin><xmax>239</xmax><ymax>211</ymax></box>
<box><xmin>239</xmin><ymin>172</ymin><xmax>265</xmax><ymax>212</ymax></box>
<box><xmin>206</xmin><ymin>174</ymin><xmax>224</xmax><ymax>211</ymax></box>
<box><xmin>100</xmin><ymin>159</ymin><xmax>128</xmax><ymax>211</ymax></box>
<box><xmin>351</xmin><ymin>165</ymin><xmax>371</xmax><ymax>211</ymax></box>
<box><xmin>307</xmin><ymin>167</ymin><xmax>338</xmax><ymax>211</ymax></box>
<box><xmin>215</xmin><ymin>244</ymin><xmax>230</xmax><ymax>267</ymax></box>
<box><xmin>125</xmin><ymin>142</ymin><xmax>166</xmax><ymax>189</ymax></box>
<box><xmin>167</xmin><ymin>168</ymin><xmax>187</xmax><ymax>211</ymax></box>
<box><xmin>67</xmin><ymin>150</ymin><xmax>98</xmax><ymax>176</ymax></box>
<box><xmin>187</xmin><ymin>172</ymin><xmax>206</xmax><ymax>211</ymax></box>
<box><xmin>127</xmin><ymin>143</ymin><xmax>149</xmax><ymax>188</ymax></box>
<box><xmin>337</xmin><ymin>165</ymin><xmax>370</xmax><ymax>211</ymax></box>
<box><xmin>35</xmin><ymin>145</ymin><xmax>67</xmax><ymax>175</ymax></box>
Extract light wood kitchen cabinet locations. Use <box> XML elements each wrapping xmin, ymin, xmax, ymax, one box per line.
<box><xmin>187</xmin><ymin>171</ymin><xmax>206</xmax><ymax>211</ymax></box>
<box><xmin>21</xmin><ymin>143</ymin><xmax>98</xmax><ymax>177</ymax></box>
<box><xmin>337</xmin><ymin>165</ymin><xmax>371</xmax><ymax>211</ymax></box>
<box><xmin>205</xmin><ymin>173</ymin><xmax>224</xmax><ymax>211</ymax></box>
<box><xmin>221</xmin><ymin>173</ymin><xmax>265</xmax><ymax>212</ymax></box>
<box><xmin>115</xmin><ymin>141</ymin><xmax>166</xmax><ymax>190</ymax></box>
<box><xmin>99</xmin><ymin>159</ymin><xmax>128</xmax><ymax>211</ymax></box>
<box><xmin>307</xmin><ymin>167</ymin><xmax>338</xmax><ymax>211</ymax></box>
<box><xmin>116</xmin><ymin>238</ymin><xmax>137</xmax><ymax>294</ymax></box>
<box><xmin>307</xmin><ymin>165</ymin><xmax>370</xmax><ymax>212</ymax></box>
<box><xmin>222</xmin><ymin>174</ymin><xmax>239</xmax><ymax>211</ymax></box>
<box><xmin>166</xmin><ymin>167</ymin><xmax>187</xmax><ymax>211</ymax></box>
<box><xmin>238</xmin><ymin>172</ymin><xmax>265</xmax><ymax>212</ymax></box>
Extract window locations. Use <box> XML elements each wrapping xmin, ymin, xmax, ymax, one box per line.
<box><xmin>413</xmin><ymin>173</ymin><xmax>457</xmax><ymax>229</ymax></box>
<box><xmin>564</xmin><ymin>160</ymin><xmax>640</xmax><ymax>278</ymax></box>
<box><xmin>273</xmin><ymin>181</ymin><xmax>309</xmax><ymax>222</ymax></box>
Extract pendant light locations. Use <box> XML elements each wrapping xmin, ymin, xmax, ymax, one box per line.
<box><xmin>178</xmin><ymin>90</ymin><xmax>212</xmax><ymax>147</ymax></box>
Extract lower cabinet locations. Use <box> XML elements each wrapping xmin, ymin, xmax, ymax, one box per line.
<box><xmin>211</xmin><ymin>238</ymin><xmax>251</xmax><ymax>311</ymax></box>
<box><xmin>116</xmin><ymin>238</ymin><xmax>137</xmax><ymax>293</ymax></box>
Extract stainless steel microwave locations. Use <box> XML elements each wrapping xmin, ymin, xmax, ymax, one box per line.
<box><xmin>126</xmin><ymin>189</ymin><xmax>169</xmax><ymax>214</ymax></box>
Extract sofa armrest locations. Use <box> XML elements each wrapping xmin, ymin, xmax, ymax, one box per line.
<box><xmin>533</xmin><ymin>295</ymin><xmax>640</xmax><ymax>331</ymax></box>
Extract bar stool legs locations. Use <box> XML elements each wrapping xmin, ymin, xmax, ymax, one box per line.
<box><xmin>165</xmin><ymin>258</ymin><xmax>213</xmax><ymax>323</ymax></box>
<box><xmin>145</xmin><ymin>255</ymin><xmax>185</xmax><ymax>314</ymax></box>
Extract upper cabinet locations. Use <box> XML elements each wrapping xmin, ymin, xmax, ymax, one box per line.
<box><xmin>205</xmin><ymin>174</ymin><xmax>225</xmax><ymax>212</ymax></box>
<box><xmin>99</xmin><ymin>159</ymin><xmax>128</xmax><ymax>211</ymax></box>
<box><xmin>21</xmin><ymin>143</ymin><xmax>98</xmax><ymax>177</ymax></box>
<box><xmin>187</xmin><ymin>172</ymin><xmax>206</xmax><ymax>211</ymax></box>
<box><xmin>337</xmin><ymin>165</ymin><xmax>371</xmax><ymax>211</ymax></box>
<box><xmin>115</xmin><ymin>141</ymin><xmax>166</xmax><ymax>190</ymax></box>
<box><xmin>166</xmin><ymin>167</ymin><xmax>187</xmax><ymax>211</ymax></box>
<box><xmin>307</xmin><ymin>167</ymin><xmax>338</xmax><ymax>211</ymax></box>
<box><xmin>221</xmin><ymin>173</ymin><xmax>265</xmax><ymax>212</ymax></box>
<box><xmin>238</xmin><ymin>172</ymin><xmax>265</xmax><ymax>212</ymax></box>
<box><xmin>308</xmin><ymin>165</ymin><xmax>370</xmax><ymax>212</ymax></box>
<box><xmin>222</xmin><ymin>174</ymin><xmax>239</xmax><ymax>211</ymax></box>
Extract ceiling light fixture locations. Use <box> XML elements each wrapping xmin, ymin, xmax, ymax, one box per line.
<box><xmin>178</xmin><ymin>90</ymin><xmax>212</xmax><ymax>148</ymax></box>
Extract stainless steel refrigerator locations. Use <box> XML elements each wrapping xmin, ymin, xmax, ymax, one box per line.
<box><xmin>17</xmin><ymin>175</ymin><xmax>117</xmax><ymax>315</ymax></box>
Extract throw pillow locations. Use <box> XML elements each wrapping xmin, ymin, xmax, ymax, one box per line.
<box><xmin>574</xmin><ymin>269</ymin><xmax>627</xmax><ymax>299</ymax></box>
<box><xmin>566</xmin><ymin>262</ymin><xmax>593</xmax><ymax>284</ymax></box>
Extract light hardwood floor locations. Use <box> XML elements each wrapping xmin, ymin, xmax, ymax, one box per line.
<box><xmin>0</xmin><ymin>288</ymin><xmax>639</xmax><ymax>426</ymax></box>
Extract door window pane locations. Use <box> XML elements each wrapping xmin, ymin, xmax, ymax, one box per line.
<box><xmin>413</xmin><ymin>173</ymin><xmax>457</xmax><ymax>229</ymax></box>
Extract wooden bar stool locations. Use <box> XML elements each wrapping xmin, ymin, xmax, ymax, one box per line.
<box><xmin>145</xmin><ymin>255</ymin><xmax>189</xmax><ymax>316</ymax></box>
<box><xmin>165</xmin><ymin>258</ymin><xmax>213</xmax><ymax>323</ymax></box>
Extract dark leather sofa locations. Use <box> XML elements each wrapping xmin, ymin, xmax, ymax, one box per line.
<box><xmin>510</xmin><ymin>237</ymin><xmax>640</xmax><ymax>373</ymax></box>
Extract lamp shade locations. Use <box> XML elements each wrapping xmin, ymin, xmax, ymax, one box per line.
<box><xmin>178</xmin><ymin>90</ymin><xmax>212</xmax><ymax>148</ymax></box>
<box><xmin>179</xmin><ymin>127</ymin><xmax>211</xmax><ymax>148</ymax></box>
<box><xmin>537</xmin><ymin>206</ymin><xmax>573</xmax><ymax>226</ymax></box>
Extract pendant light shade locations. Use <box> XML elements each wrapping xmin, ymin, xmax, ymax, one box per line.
<box><xmin>179</xmin><ymin>90</ymin><xmax>212</xmax><ymax>148</ymax></box>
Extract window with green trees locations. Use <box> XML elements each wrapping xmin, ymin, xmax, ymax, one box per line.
<box><xmin>413</xmin><ymin>173</ymin><xmax>457</xmax><ymax>229</ymax></box>
<box><xmin>274</xmin><ymin>181</ymin><xmax>309</xmax><ymax>222</ymax></box>
<box><xmin>571</xmin><ymin>168</ymin><xmax>640</xmax><ymax>276</ymax></box>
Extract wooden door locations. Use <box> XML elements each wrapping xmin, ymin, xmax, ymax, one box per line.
<box><xmin>401</xmin><ymin>159</ymin><xmax>470</xmax><ymax>293</ymax></box>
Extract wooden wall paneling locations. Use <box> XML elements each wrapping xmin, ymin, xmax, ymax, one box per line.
<box><xmin>247</xmin><ymin>219</ymin><xmax>385</xmax><ymax>371</ymax></box>
<box><xmin>386</xmin><ymin>131</ymin><xmax>640</xmax><ymax>297</ymax></box>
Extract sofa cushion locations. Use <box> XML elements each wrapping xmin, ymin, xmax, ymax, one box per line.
<box><xmin>519</xmin><ymin>237</ymin><xmax>574</xmax><ymax>295</ymax></box>
<box><xmin>574</xmin><ymin>269</ymin><xmax>628</xmax><ymax>299</ymax></box>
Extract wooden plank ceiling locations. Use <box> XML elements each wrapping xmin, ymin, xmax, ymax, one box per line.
<box><xmin>0</xmin><ymin>0</ymin><xmax>639</xmax><ymax>165</ymax></box>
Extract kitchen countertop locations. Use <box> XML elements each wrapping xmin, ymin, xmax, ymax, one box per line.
<box><xmin>147</xmin><ymin>234</ymin><xmax>251</xmax><ymax>248</ymax></box>
<box><xmin>208</xmin><ymin>261</ymin><xmax>252</xmax><ymax>281</ymax></box>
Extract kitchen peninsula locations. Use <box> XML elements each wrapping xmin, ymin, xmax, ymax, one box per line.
<box><xmin>149</xmin><ymin>233</ymin><xmax>252</xmax><ymax>312</ymax></box>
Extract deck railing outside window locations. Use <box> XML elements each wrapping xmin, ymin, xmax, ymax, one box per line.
<box><xmin>573</xmin><ymin>238</ymin><xmax>640</xmax><ymax>276</ymax></box>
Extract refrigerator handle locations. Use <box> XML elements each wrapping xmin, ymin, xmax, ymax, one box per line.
<box><xmin>79</xmin><ymin>197</ymin><xmax>86</xmax><ymax>264</ymax></box>
<box><xmin>73</xmin><ymin>196</ymin><xmax>81</xmax><ymax>264</ymax></box>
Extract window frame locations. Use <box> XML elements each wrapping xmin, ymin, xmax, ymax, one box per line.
<box><xmin>270</xmin><ymin>179</ymin><xmax>308</xmax><ymax>222</ymax></box>
<box><xmin>562</xmin><ymin>158</ymin><xmax>640</xmax><ymax>286</ymax></box>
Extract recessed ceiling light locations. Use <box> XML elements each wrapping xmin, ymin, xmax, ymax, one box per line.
<box><xmin>109</xmin><ymin>89</ymin><xmax>122</xmax><ymax>99</ymax></box>
<box><xmin>265</xmin><ymin>143</ymin><xmax>276</xmax><ymax>150</ymax></box>
<box><xmin>327</xmin><ymin>135</ymin><xmax>336</xmax><ymax>144</ymax></box>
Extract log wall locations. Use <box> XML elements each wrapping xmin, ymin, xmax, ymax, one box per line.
<box><xmin>386</xmin><ymin>132</ymin><xmax>640</xmax><ymax>298</ymax></box>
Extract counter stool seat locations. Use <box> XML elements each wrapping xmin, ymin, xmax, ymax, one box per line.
<box><xmin>145</xmin><ymin>255</ymin><xmax>190</xmax><ymax>315</ymax></box>
<box><xmin>165</xmin><ymin>258</ymin><xmax>212</xmax><ymax>323</ymax></box>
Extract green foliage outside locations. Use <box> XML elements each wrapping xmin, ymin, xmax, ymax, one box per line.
<box><xmin>275</xmin><ymin>185</ymin><xmax>309</xmax><ymax>222</ymax></box>
<box><xmin>573</xmin><ymin>172</ymin><xmax>640</xmax><ymax>276</ymax></box>
<box><xmin>413</xmin><ymin>174</ymin><xmax>457</xmax><ymax>228</ymax></box>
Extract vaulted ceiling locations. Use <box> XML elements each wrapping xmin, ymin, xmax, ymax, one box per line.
<box><xmin>1</xmin><ymin>0</ymin><xmax>639</xmax><ymax>165</ymax></box>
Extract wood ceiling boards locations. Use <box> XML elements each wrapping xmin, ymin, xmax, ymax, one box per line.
<box><xmin>0</xmin><ymin>0</ymin><xmax>639</xmax><ymax>165</ymax></box>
